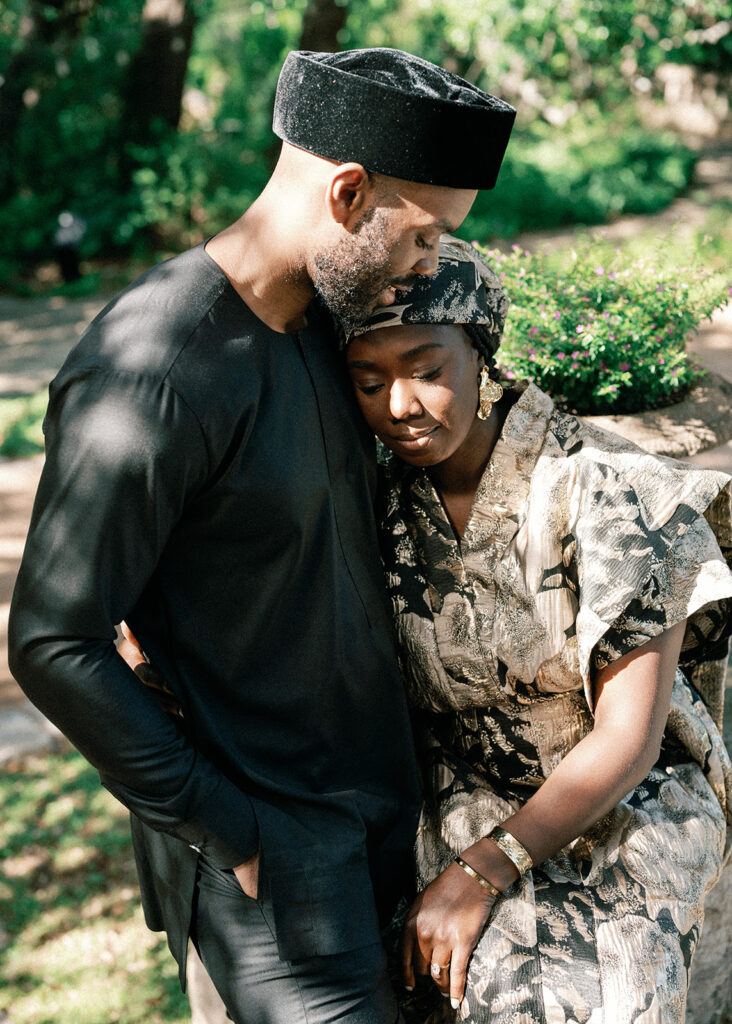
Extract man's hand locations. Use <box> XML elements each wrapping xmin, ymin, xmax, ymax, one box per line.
<box><xmin>233</xmin><ymin>852</ymin><xmax>260</xmax><ymax>899</ymax></box>
<box><xmin>401</xmin><ymin>860</ymin><xmax>495</xmax><ymax>1009</ymax></box>
<box><xmin>118</xmin><ymin>621</ymin><xmax>147</xmax><ymax>670</ymax></box>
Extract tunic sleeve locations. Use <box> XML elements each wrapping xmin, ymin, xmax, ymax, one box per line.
<box><xmin>568</xmin><ymin>437</ymin><xmax>732</xmax><ymax>722</ymax></box>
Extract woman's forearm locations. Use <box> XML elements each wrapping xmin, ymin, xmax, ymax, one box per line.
<box><xmin>463</xmin><ymin>620</ymin><xmax>685</xmax><ymax>886</ymax></box>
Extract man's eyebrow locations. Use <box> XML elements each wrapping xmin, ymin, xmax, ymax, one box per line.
<box><xmin>347</xmin><ymin>342</ymin><xmax>445</xmax><ymax>370</ymax></box>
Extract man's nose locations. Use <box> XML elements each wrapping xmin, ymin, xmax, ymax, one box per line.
<box><xmin>389</xmin><ymin>380</ymin><xmax>421</xmax><ymax>420</ymax></box>
<box><xmin>413</xmin><ymin>247</ymin><xmax>440</xmax><ymax>277</ymax></box>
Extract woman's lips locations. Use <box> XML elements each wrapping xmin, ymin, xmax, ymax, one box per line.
<box><xmin>389</xmin><ymin>427</ymin><xmax>438</xmax><ymax>450</ymax></box>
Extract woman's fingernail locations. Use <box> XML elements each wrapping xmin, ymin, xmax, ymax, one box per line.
<box><xmin>404</xmin><ymin>985</ymin><xmax>413</xmax><ymax>992</ymax></box>
<box><xmin>442</xmin><ymin>991</ymin><xmax>450</xmax><ymax>998</ymax></box>
<box><xmin>451</xmin><ymin>998</ymin><xmax>460</xmax><ymax>1009</ymax></box>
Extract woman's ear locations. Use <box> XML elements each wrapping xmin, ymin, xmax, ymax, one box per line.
<box><xmin>326</xmin><ymin>163</ymin><xmax>372</xmax><ymax>228</ymax></box>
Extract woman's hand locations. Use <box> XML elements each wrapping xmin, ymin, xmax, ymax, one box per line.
<box><xmin>401</xmin><ymin>860</ymin><xmax>496</xmax><ymax>1009</ymax></box>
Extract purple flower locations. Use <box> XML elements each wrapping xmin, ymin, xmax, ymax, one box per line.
<box><xmin>608</xmin><ymin>333</ymin><xmax>615</xmax><ymax>340</ymax></box>
<box><xmin>500</xmin><ymin>272</ymin><xmax>506</xmax><ymax>280</ymax></box>
<box><xmin>608</xmin><ymin>272</ymin><xmax>617</xmax><ymax>280</ymax></box>
<box><xmin>529</xmin><ymin>352</ymin><xmax>536</xmax><ymax>361</ymax></box>
<box><xmin>582</xmin><ymin>350</ymin><xmax>590</xmax><ymax>358</ymax></box>
<box><xmin>554</xmin><ymin>311</ymin><xmax>562</xmax><ymax>320</ymax></box>
<box><xmin>571</xmin><ymin>350</ymin><xmax>580</xmax><ymax>359</ymax></box>
<box><xmin>596</xmin><ymin>266</ymin><xmax>604</xmax><ymax>276</ymax></box>
<box><xmin>556</xmin><ymin>351</ymin><xmax>566</xmax><ymax>360</ymax></box>
<box><xmin>608</xmin><ymin>385</ymin><xmax>617</xmax><ymax>392</ymax></box>
<box><xmin>570</xmin><ymin>361</ymin><xmax>579</xmax><ymax>370</ymax></box>
<box><xmin>619</xmin><ymin>362</ymin><xmax>630</xmax><ymax>371</ymax></box>
<box><xmin>576</xmin><ymin>324</ymin><xmax>585</xmax><ymax>334</ymax></box>
<box><xmin>602</xmin><ymin>311</ymin><xmax>611</xmax><ymax>319</ymax></box>
<box><xmin>505</xmin><ymin>369</ymin><xmax>516</xmax><ymax>379</ymax></box>
<box><xmin>658</xmin><ymin>357</ymin><xmax>665</xmax><ymax>364</ymax></box>
<box><xmin>529</xmin><ymin>326</ymin><xmax>539</xmax><ymax>337</ymax></box>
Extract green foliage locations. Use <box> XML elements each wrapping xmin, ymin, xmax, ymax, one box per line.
<box><xmin>0</xmin><ymin>389</ymin><xmax>47</xmax><ymax>457</ymax></box>
<box><xmin>0</xmin><ymin>0</ymin><xmax>725</xmax><ymax>287</ymax></box>
<box><xmin>0</xmin><ymin>750</ymin><xmax>189</xmax><ymax>1023</ymax></box>
<box><xmin>485</xmin><ymin>241</ymin><xmax>729</xmax><ymax>414</ymax></box>
<box><xmin>459</xmin><ymin>121</ymin><xmax>696</xmax><ymax>240</ymax></box>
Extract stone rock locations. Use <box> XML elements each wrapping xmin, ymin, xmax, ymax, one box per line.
<box><xmin>585</xmin><ymin>372</ymin><xmax>732</xmax><ymax>458</ymax></box>
<box><xmin>687</xmin><ymin>859</ymin><xmax>732</xmax><ymax>1024</ymax></box>
<box><xmin>0</xmin><ymin>701</ymin><xmax>65</xmax><ymax>765</ymax></box>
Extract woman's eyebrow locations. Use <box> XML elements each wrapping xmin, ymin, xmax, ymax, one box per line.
<box><xmin>347</xmin><ymin>342</ymin><xmax>445</xmax><ymax>371</ymax></box>
<box><xmin>399</xmin><ymin>342</ymin><xmax>445</xmax><ymax>361</ymax></box>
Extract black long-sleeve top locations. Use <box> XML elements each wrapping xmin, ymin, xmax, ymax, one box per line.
<box><xmin>9</xmin><ymin>244</ymin><xmax>421</xmax><ymax>959</ymax></box>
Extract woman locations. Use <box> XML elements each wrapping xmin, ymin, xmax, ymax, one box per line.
<box><xmin>345</xmin><ymin>237</ymin><xmax>732</xmax><ymax>1024</ymax></box>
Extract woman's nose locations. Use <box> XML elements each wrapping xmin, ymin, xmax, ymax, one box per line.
<box><xmin>389</xmin><ymin>381</ymin><xmax>422</xmax><ymax>420</ymax></box>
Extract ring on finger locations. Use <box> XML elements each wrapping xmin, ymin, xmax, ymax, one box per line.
<box><xmin>430</xmin><ymin>961</ymin><xmax>450</xmax><ymax>977</ymax></box>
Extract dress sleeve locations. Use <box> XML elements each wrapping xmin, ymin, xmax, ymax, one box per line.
<box><xmin>569</xmin><ymin>439</ymin><xmax>732</xmax><ymax>721</ymax></box>
<box><xmin>8</xmin><ymin>370</ymin><xmax>259</xmax><ymax>867</ymax></box>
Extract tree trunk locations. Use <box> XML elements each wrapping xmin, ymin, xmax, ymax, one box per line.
<box><xmin>298</xmin><ymin>0</ymin><xmax>348</xmax><ymax>54</ymax></box>
<box><xmin>121</xmin><ymin>0</ymin><xmax>197</xmax><ymax>143</ymax></box>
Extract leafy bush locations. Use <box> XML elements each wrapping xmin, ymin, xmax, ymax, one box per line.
<box><xmin>484</xmin><ymin>241</ymin><xmax>730</xmax><ymax>415</ymax></box>
<box><xmin>459</xmin><ymin>122</ymin><xmax>696</xmax><ymax>241</ymax></box>
<box><xmin>0</xmin><ymin>390</ymin><xmax>47</xmax><ymax>457</ymax></box>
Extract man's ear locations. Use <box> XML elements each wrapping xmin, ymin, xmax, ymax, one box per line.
<box><xmin>326</xmin><ymin>163</ymin><xmax>372</xmax><ymax>228</ymax></box>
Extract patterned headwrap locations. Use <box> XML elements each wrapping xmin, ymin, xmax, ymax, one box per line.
<box><xmin>347</xmin><ymin>236</ymin><xmax>509</xmax><ymax>366</ymax></box>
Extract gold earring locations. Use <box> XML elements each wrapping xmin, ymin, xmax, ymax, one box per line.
<box><xmin>477</xmin><ymin>366</ymin><xmax>503</xmax><ymax>420</ymax></box>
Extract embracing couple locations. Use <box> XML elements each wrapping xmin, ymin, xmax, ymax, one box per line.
<box><xmin>10</xmin><ymin>48</ymin><xmax>732</xmax><ymax>1024</ymax></box>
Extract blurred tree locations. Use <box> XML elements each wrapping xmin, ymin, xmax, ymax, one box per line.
<box><xmin>0</xmin><ymin>0</ymin><xmax>99</xmax><ymax>199</ymax></box>
<box><xmin>121</xmin><ymin>0</ymin><xmax>197</xmax><ymax>143</ymax></box>
<box><xmin>299</xmin><ymin>0</ymin><xmax>348</xmax><ymax>52</ymax></box>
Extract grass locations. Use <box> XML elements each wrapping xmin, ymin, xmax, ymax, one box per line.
<box><xmin>0</xmin><ymin>750</ymin><xmax>190</xmax><ymax>1024</ymax></box>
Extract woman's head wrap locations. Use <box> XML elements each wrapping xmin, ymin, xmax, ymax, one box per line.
<box><xmin>273</xmin><ymin>49</ymin><xmax>516</xmax><ymax>190</ymax></box>
<box><xmin>348</xmin><ymin>236</ymin><xmax>509</xmax><ymax>365</ymax></box>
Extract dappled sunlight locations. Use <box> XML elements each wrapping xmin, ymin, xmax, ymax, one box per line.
<box><xmin>0</xmin><ymin>752</ymin><xmax>189</xmax><ymax>1024</ymax></box>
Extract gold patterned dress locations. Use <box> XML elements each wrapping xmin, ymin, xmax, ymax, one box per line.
<box><xmin>379</xmin><ymin>381</ymin><xmax>732</xmax><ymax>1024</ymax></box>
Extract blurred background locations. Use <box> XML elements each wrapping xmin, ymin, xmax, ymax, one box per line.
<box><xmin>1</xmin><ymin>4</ymin><xmax>731</xmax><ymax>1023</ymax></box>
<box><xmin>0</xmin><ymin>0</ymin><xmax>730</xmax><ymax>291</ymax></box>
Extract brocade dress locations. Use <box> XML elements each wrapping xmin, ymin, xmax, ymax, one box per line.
<box><xmin>379</xmin><ymin>381</ymin><xmax>732</xmax><ymax>1024</ymax></box>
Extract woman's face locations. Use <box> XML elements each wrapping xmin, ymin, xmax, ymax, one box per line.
<box><xmin>346</xmin><ymin>323</ymin><xmax>483</xmax><ymax>466</ymax></box>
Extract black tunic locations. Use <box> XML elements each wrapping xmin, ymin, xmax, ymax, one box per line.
<box><xmin>9</xmin><ymin>244</ymin><xmax>421</xmax><ymax>972</ymax></box>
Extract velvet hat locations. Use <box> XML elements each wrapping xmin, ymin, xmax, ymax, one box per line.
<box><xmin>272</xmin><ymin>48</ymin><xmax>516</xmax><ymax>190</ymax></box>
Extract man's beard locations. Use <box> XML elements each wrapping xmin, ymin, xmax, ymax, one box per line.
<box><xmin>311</xmin><ymin>209</ymin><xmax>402</xmax><ymax>335</ymax></box>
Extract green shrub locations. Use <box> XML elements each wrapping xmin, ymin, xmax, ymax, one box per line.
<box><xmin>459</xmin><ymin>123</ymin><xmax>697</xmax><ymax>241</ymax></box>
<box><xmin>483</xmin><ymin>241</ymin><xmax>729</xmax><ymax>415</ymax></box>
<box><xmin>0</xmin><ymin>390</ymin><xmax>47</xmax><ymax>457</ymax></box>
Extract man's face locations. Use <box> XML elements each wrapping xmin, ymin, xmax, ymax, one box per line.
<box><xmin>311</xmin><ymin>183</ymin><xmax>476</xmax><ymax>333</ymax></box>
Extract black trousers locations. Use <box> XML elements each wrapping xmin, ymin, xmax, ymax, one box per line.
<box><xmin>192</xmin><ymin>855</ymin><xmax>403</xmax><ymax>1024</ymax></box>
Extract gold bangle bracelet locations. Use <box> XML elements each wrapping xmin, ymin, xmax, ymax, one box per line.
<box><xmin>485</xmin><ymin>826</ymin><xmax>533</xmax><ymax>875</ymax></box>
<box><xmin>454</xmin><ymin>856</ymin><xmax>501</xmax><ymax>898</ymax></box>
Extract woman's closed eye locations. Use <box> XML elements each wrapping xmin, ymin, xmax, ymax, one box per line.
<box><xmin>355</xmin><ymin>380</ymin><xmax>384</xmax><ymax>396</ymax></box>
<box><xmin>354</xmin><ymin>366</ymin><xmax>443</xmax><ymax>395</ymax></box>
<box><xmin>414</xmin><ymin>365</ymin><xmax>443</xmax><ymax>382</ymax></box>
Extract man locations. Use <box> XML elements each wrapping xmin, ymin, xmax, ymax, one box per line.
<box><xmin>9</xmin><ymin>48</ymin><xmax>515</xmax><ymax>1023</ymax></box>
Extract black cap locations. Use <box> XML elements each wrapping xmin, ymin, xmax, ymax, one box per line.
<box><xmin>273</xmin><ymin>48</ymin><xmax>516</xmax><ymax>190</ymax></box>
